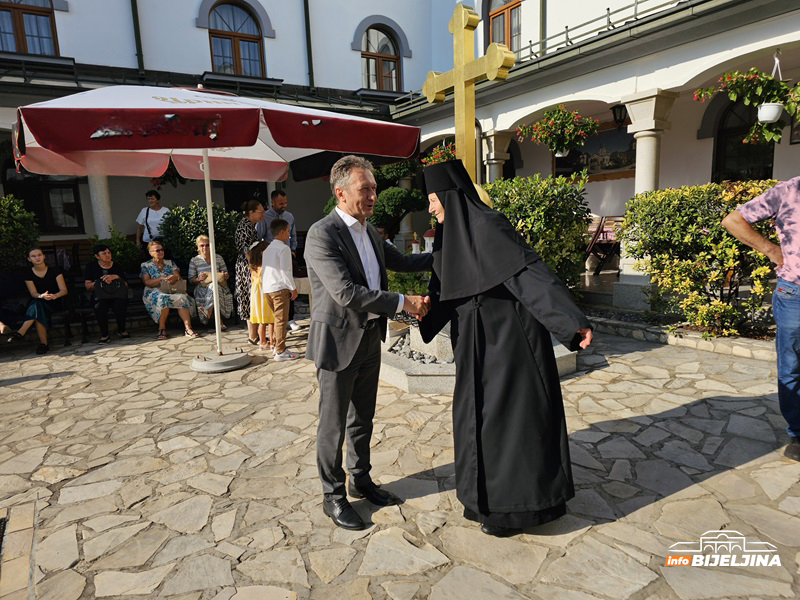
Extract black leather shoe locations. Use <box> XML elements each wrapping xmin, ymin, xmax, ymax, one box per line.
<box><xmin>480</xmin><ymin>523</ymin><xmax>520</xmax><ymax>537</ymax></box>
<box><xmin>322</xmin><ymin>497</ymin><xmax>366</xmax><ymax>530</ymax></box>
<box><xmin>785</xmin><ymin>439</ymin><xmax>800</xmax><ymax>461</ymax></box>
<box><xmin>348</xmin><ymin>480</ymin><xmax>400</xmax><ymax>506</ymax></box>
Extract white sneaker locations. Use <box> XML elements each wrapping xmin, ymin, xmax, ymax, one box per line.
<box><xmin>274</xmin><ymin>350</ymin><xmax>299</xmax><ymax>361</ymax></box>
<box><xmin>288</xmin><ymin>320</ymin><xmax>301</xmax><ymax>331</ymax></box>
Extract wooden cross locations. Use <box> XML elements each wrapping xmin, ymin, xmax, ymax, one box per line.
<box><xmin>422</xmin><ymin>4</ymin><xmax>515</xmax><ymax>182</ymax></box>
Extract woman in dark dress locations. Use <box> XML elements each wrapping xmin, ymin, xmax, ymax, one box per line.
<box><xmin>419</xmin><ymin>160</ymin><xmax>593</xmax><ymax>537</ymax></box>
<box><xmin>83</xmin><ymin>243</ymin><xmax>129</xmax><ymax>344</ymax></box>
<box><xmin>234</xmin><ymin>200</ymin><xmax>265</xmax><ymax>344</ymax></box>
<box><xmin>7</xmin><ymin>247</ymin><xmax>69</xmax><ymax>355</ymax></box>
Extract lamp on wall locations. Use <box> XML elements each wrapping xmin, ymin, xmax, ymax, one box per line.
<box><xmin>611</xmin><ymin>104</ymin><xmax>628</xmax><ymax>130</ymax></box>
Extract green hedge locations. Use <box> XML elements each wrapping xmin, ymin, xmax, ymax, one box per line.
<box><xmin>485</xmin><ymin>172</ymin><xmax>591</xmax><ymax>288</ymax></box>
<box><xmin>159</xmin><ymin>200</ymin><xmax>241</xmax><ymax>270</ymax></box>
<box><xmin>0</xmin><ymin>195</ymin><xmax>39</xmax><ymax>271</ymax></box>
<box><xmin>619</xmin><ymin>181</ymin><xmax>778</xmax><ymax>336</ymax></box>
<box><xmin>89</xmin><ymin>227</ymin><xmax>140</xmax><ymax>275</ymax></box>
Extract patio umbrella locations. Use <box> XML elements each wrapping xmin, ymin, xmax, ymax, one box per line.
<box><xmin>14</xmin><ymin>85</ymin><xmax>421</xmax><ymax>371</ymax></box>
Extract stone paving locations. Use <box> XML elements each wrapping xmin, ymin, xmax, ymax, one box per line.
<box><xmin>0</xmin><ymin>326</ymin><xmax>797</xmax><ymax>599</ymax></box>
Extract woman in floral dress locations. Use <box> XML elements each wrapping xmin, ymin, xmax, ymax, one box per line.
<box><xmin>188</xmin><ymin>234</ymin><xmax>233</xmax><ymax>329</ymax></box>
<box><xmin>140</xmin><ymin>241</ymin><xmax>197</xmax><ymax>339</ymax></box>
<box><xmin>234</xmin><ymin>200</ymin><xmax>265</xmax><ymax>344</ymax></box>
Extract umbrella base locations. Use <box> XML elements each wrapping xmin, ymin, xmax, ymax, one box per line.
<box><xmin>191</xmin><ymin>349</ymin><xmax>252</xmax><ymax>373</ymax></box>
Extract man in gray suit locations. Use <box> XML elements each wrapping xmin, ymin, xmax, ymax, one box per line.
<box><xmin>305</xmin><ymin>155</ymin><xmax>433</xmax><ymax>530</ymax></box>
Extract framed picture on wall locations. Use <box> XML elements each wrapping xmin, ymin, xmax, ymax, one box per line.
<box><xmin>790</xmin><ymin>116</ymin><xmax>800</xmax><ymax>145</ymax></box>
<box><xmin>554</xmin><ymin>122</ymin><xmax>636</xmax><ymax>182</ymax></box>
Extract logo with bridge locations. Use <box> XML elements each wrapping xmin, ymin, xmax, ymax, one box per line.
<box><xmin>664</xmin><ymin>530</ymin><xmax>780</xmax><ymax>568</ymax></box>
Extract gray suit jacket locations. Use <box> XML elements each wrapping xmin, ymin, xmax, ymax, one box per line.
<box><xmin>305</xmin><ymin>210</ymin><xmax>433</xmax><ymax>372</ymax></box>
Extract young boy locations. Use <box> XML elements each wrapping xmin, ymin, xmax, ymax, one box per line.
<box><xmin>262</xmin><ymin>219</ymin><xmax>299</xmax><ymax>361</ymax></box>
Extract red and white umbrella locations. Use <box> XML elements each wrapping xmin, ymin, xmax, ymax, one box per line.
<box><xmin>14</xmin><ymin>85</ymin><xmax>420</xmax><ymax>369</ymax></box>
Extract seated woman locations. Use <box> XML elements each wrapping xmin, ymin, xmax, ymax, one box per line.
<box><xmin>188</xmin><ymin>235</ymin><xmax>233</xmax><ymax>331</ymax></box>
<box><xmin>84</xmin><ymin>243</ymin><xmax>130</xmax><ymax>344</ymax></box>
<box><xmin>7</xmin><ymin>247</ymin><xmax>68</xmax><ymax>355</ymax></box>
<box><xmin>140</xmin><ymin>241</ymin><xmax>198</xmax><ymax>340</ymax></box>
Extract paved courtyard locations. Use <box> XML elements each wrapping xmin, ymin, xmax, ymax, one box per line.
<box><xmin>0</xmin><ymin>327</ymin><xmax>797</xmax><ymax>599</ymax></box>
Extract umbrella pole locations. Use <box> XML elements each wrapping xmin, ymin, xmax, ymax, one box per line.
<box><xmin>202</xmin><ymin>148</ymin><xmax>224</xmax><ymax>356</ymax></box>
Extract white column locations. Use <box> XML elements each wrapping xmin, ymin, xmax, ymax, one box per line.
<box><xmin>393</xmin><ymin>175</ymin><xmax>415</xmax><ymax>252</ymax></box>
<box><xmin>612</xmin><ymin>89</ymin><xmax>678</xmax><ymax>310</ymax></box>
<box><xmin>88</xmin><ymin>174</ymin><xmax>113</xmax><ymax>237</ymax></box>
<box><xmin>482</xmin><ymin>130</ymin><xmax>512</xmax><ymax>182</ymax></box>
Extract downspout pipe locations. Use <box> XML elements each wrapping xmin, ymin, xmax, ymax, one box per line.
<box><xmin>130</xmin><ymin>0</ymin><xmax>145</xmax><ymax>75</ymax></box>
<box><xmin>303</xmin><ymin>0</ymin><xmax>315</xmax><ymax>88</ymax></box>
<box><xmin>539</xmin><ymin>0</ymin><xmax>547</xmax><ymax>54</ymax></box>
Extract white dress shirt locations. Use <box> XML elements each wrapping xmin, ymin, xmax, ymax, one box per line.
<box><xmin>335</xmin><ymin>207</ymin><xmax>404</xmax><ymax>317</ymax></box>
<box><xmin>262</xmin><ymin>239</ymin><xmax>296</xmax><ymax>293</ymax></box>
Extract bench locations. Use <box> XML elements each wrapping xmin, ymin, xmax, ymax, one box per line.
<box><xmin>585</xmin><ymin>215</ymin><xmax>624</xmax><ymax>276</ymax></box>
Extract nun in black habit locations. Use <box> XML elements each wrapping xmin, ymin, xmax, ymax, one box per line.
<box><xmin>419</xmin><ymin>159</ymin><xmax>592</xmax><ymax>536</ymax></box>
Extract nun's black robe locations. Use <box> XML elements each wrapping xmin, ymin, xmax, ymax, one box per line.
<box><xmin>419</xmin><ymin>160</ymin><xmax>590</xmax><ymax>529</ymax></box>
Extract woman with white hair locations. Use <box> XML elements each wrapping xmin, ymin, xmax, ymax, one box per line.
<box><xmin>188</xmin><ymin>234</ymin><xmax>232</xmax><ymax>330</ymax></box>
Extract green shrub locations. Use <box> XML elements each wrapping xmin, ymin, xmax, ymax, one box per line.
<box><xmin>485</xmin><ymin>172</ymin><xmax>591</xmax><ymax>288</ymax></box>
<box><xmin>159</xmin><ymin>200</ymin><xmax>241</xmax><ymax>270</ymax></box>
<box><xmin>322</xmin><ymin>187</ymin><xmax>426</xmax><ymax>237</ymax></box>
<box><xmin>375</xmin><ymin>159</ymin><xmax>418</xmax><ymax>189</ymax></box>
<box><xmin>89</xmin><ymin>226</ymin><xmax>140</xmax><ymax>275</ymax></box>
<box><xmin>0</xmin><ymin>194</ymin><xmax>39</xmax><ymax>271</ymax></box>
<box><xmin>619</xmin><ymin>181</ymin><xmax>778</xmax><ymax>336</ymax></box>
<box><xmin>388</xmin><ymin>270</ymin><xmax>430</xmax><ymax>296</ymax></box>
<box><xmin>372</xmin><ymin>187</ymin><xmax>425</xmax><ymax>233</ymax></box>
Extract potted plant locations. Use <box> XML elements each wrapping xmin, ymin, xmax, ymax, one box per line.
<box><xmin>516</xmin><ymin>105</ymin><xmax>599</xmax><ymax>158</ymax></box>
<box><xmin>694</xmin><ymin>67</ymin><xmax>800</xmax><ymax>143</ymax></box>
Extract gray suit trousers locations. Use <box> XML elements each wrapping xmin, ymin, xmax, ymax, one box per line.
<box><xmin>316</xmin><ymin>323</ymin><xmax>381</xmax><ymax>498</ymax></box>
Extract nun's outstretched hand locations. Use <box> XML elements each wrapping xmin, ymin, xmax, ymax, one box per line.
<box><xmin>577</xmin><ymin>328</ymin><xmax>593</xmax><ymax>350</ymax></box>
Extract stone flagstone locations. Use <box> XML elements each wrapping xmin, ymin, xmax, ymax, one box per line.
<box><xmin>150</xmin><ymin>495</ymin><xmax>213</xmax><ymax>533</ymax></box>
<box><xmin>359</xmin><ymin>527</ymin><xmax>449</xmax><ymax>576</ymax></box>
<box><xmin>308</xmin><ymin>547</ymin><xmax>357</xmax><ymax>583</ymax></box>
<box><xmin>83</xmin><ymin>522</ymin><xmax>150</xmax><ymax>561</ymax></box>
<box><xmin>152</xmin><ymin>534</ymin><xmax>215</xmax><ymax>566</ymax></box>
<box><xmin>237</xmin><ymin>547</ymin><xmax>310</xmax><ymax>588</ymax></box>
<box><xmin>541</xmin><ymin>536</ymin><xmax>658</xmax><ymax>597</ymax></box>
<box><xmin>382</xmin><ymin>581</ymin><xmax>421</xmax><ymax>600</ymax></box>
<box><xmin>430</xmin><ymin>566</ymin><xmax>528</xmax><ymax>600</ymax></box>
<box><xmin>439</xmin><ymin>526</ymin><xmax>548</xmax><ymax>585</ymax></box>
<box><xmin>660</xmin><ymin>563</ymin><xmax>794</xmax><ymax>599</ymax></box>
<box><xmin>36</xmin><ymin>569</ymin><xmax>85</xmax><ymax>600</ymax></box>
<box><xmin>231</xmin><ymin>587</ymin><xmax>298</xmax><ymax>600</ymax></box>
<box><xmin>94</xmin><ymin>563</ymin><xmax>174</xmax><ymax>597</ymax></box>
<box><xmin>37</xmin><ymin>524</ymin><xmax>79</xmax><ymax>572</ymax></box>
<box><xmin>160</xmin><ymin>555</ymin><xmax>235</xmax><ymax>595</ymax></box>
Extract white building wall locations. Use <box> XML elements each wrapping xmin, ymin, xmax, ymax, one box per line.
<box><xmin>310</xmin><ymin>0</ymin><xmax>434</xmax><ymax>92</ymax></box>
<box><xmin>55</xmin><ymin>0</ymin><xmax>137</xmax><ymax>68</ymax></box>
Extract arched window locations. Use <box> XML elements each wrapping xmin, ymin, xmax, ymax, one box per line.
<box><xmin>208</xmin><ymin>2</ymin><xmax>264</xmax><ymax>77</ymax></box>
<box><xmin>0</xmin><ymin>0</ymin><xmax>58</xmax><ymax>55</ymax></box>
<box><xmin>488</xmin><ymin>0</ymin><xmax>521</xmax><ymax>54</ymax></box>
<box><xmin>712</xmin><ymin>102</ymin><xmax>773</xmax><ymax>183</ymax></box>
<box><xmin>361</xmin><ymin>27</ymin><xmax>399</xmax><ymax>92</ymax></box>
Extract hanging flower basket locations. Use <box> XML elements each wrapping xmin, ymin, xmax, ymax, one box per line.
<box><xmin>516</xmin><ymin>105</ymin><xmax>599</xmax><ymax>157</ymax></box>
<box><xmin>694</xmin><ymin>66</ymin><xmax>799</xmax><ymax>144</ymax></box>
<box><xmin>554</xmin><ymin>149</ymin><xmax>570</xmax><ymax>158</ymax></box>
<box><xmin>421</xmin><ymin>142</ymin><xmax>457</xmax><ymax>167</ymax></box>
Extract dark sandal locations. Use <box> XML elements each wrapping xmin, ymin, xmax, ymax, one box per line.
<box><xmin>117</xmin><ymin>331</ymin><xmax>130</xmax><ymax>339</ymax></box>
<box><xmin>185</xmin><ymin>329</ymin><xmax>200</xmax><ymax>338</ymax></box>
<box><xmin>7</xmin><ymin>332</ymin><xmax>22</xmax><ymax>343</ymax></box>
<box><xmin>97</xmin><ymin>336</ymin><xmax>111</xmax><ymax>344</ymax></box>
<box><xmin>157</xmin><ymin>329</ymin><xmax>168</xmax><ymax>340</ymax></box>
<box><xmin>247</xmin><ymin>337</ymin><xmax>258</xmax><ymax>346</ymax></box>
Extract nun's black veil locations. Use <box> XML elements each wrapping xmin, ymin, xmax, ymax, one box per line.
<box><xmin>421</xmin><ymin>160</ymin><xmax>539</xmax><ymax>302</ymax></box>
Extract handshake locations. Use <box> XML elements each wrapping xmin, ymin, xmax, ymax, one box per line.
<box><xmin>402</xmin><ymin>295</ymin><xmax>431</xmax><ymax>320</ymax></box>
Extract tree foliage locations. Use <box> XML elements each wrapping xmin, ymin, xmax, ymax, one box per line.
<box><xmin>159</xmin><ymin>200</ymin><xmax>241</xmax><ymax>271</ymax></box>
<box><xmin>620</xmin><ymin>181</ymin><xmax>778</xmax><ymax>336</ymax></box>
<box><xmin>0</xmin><ymin>195</ymin><xmax>39</xmax><ymax>271</ymax></box>
<box><xmin>89</xmin><ymin>226</ymin><xmax>140</xmax><ymax>274</ymax></box>
<box><xmin>484</xmin><ymin>172</ymin><xmax>591</xmax><ymax>288</ymax></box>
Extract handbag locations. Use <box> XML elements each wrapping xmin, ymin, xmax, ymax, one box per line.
<box><xmin>95</xmin><ymin>278</ymin><xmax>128</xmax><ymax>300</ymax></box>
<box><xmin>200</xmin><ymin>272</ymin><xmax>226</xmax><ymax>287</ymax></box>
<box><xmin>159</xmin><ymin>278</ymin><xmax>187</xmax><ymax>294</ymax></box>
